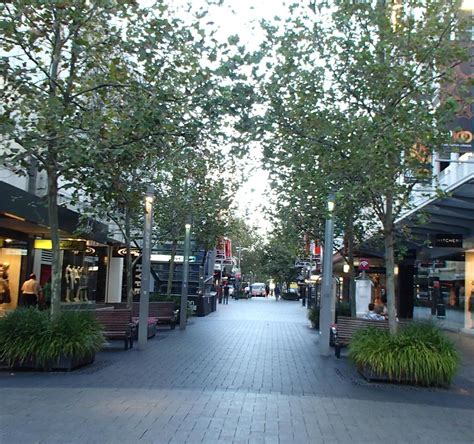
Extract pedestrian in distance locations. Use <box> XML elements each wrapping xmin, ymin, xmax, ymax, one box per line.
<box><xmin>274</xmin><ymin>285</ymin><xmax>281</xmax><ymax>301</ymax></box>
<box><xmin>223</xmin><ymin>282</ymin><xmax>230</xmax><ymax>305</ymax></box>
<box><xmin>21</xmin><ymin>273</ymin><xmax>42</xmax><ymax>308</ymax></box>
<box><xmin>217</xmin><ymin>283</ymin><xmax>223</xmax><ymax>304</ymax></box>
<box><xmin>265</xmin><ymin>284</ymin><xmax>270</xmax><ymax>298</ymax></box>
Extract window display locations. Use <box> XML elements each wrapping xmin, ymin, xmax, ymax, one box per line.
<box><xmin>0</xmin><ymin>246</ymin><xmax>25</xmax><ymax>310</ymax></box>
<box><xmin>0</xmin><ymin>263</ymin><xmax>11</xmax><ymax>304</ymax></box>
<box><xmin>61</xmin><ymin>249</ymin><xmax>101</xmax><ymax>304</ymax></box>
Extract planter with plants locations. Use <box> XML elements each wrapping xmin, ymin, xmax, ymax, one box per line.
<box><xmin>348</xmin><ymin>323</ymin><xmax>459</xmax><ymax>387</ymax></box>
<box><xmin>0</xmin><ymin>309</ymin><xmax>104</xmax><ymax>371</ymax></box>
<box><xmin>308</xmin><ymin>306</ymin><xmax>320</xmax><ymax>329</ymax></box>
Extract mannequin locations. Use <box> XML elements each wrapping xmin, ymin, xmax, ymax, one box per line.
<box><xmin>65</xmin><ymin>265</ymin><xmax>73</xmax><ymax>303</ymax></box>
<box><xmin>78</xmin><ymin>266</ymin><xmax>89</xmax><ymax>302</ymax></box>
<box><xmin>72</xmin><ymin>266</ymin><xmax>80</xmax><ymax>302</ymax></box>
<box><xmin>0</xmin><ymin>263</ymin><xmax>11</xmax><ymax>304</ymax></box>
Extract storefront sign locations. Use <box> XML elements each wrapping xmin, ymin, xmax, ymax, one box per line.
<box><xmin>1</xmin><ymin>248</ymin><xmax>27</xmax><ymax>256</ymax></box>
<box><xmin>114</xmin><ymin>247</ymin><xmax>141</xmax><ymax>257</ymax></box>
<box><xmin>434</xmin><ymin>234</ymin><xmax>463</xmax><ymax>248</ymax></box>
<box><xmin>150</xmin><ymin>254</ymin><xmax>196</xmax><ymax>263</ymax></box>
<box><xmin>133</xmin><ymin>263</ymin><xmax>142</xmax><ymax>296</ymax></box>
<box><xmin>34</xmin><ymin>239</ymin><xmax>86</xmax><ymax>251</ymax></box>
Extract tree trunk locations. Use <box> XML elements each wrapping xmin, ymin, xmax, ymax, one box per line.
<box><xmin>384</xmin><ymin>193</ymin><xmax>398</xmax><ymax>335</ymax></box>
<box><xmin>125</xmin><ymin>208</ymin><xmax>133</xmax><ymax>308</ymax></box>
<box><xmin>346</xmin><ymin>218</ymin><xmax>356</xmax><ymax>317</ymax></box>
<box><xmin>47</xmin><ymin>11</ymin><xmax>63</xmax><ymax>318</ymax></box>
<box><xmin>47</xmin><ymin>169</ymin><xmax>62</xmax><ymax>318</ymax></box>
<box><xmin>166</xmin><ymin>239</ymin><xmax>178</xmax><ymax>297</ymax></box>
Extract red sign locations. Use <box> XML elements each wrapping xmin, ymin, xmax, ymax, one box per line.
<box><xmin>359</xmin><ymin>259</ymin><xmax>370</xmax><ymax>271</ymax></box>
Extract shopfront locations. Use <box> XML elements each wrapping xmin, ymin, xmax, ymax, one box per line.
<box><xmin>397</xmin><ymin>177</ymin><xmax>474</xmax><ymax>335</ymax></box>
<box><xmin>32</xmin><ymin>239</ymin><xmax>109</xmax><ymax>305</ymax></box>
<box><xmin>412</xmin><ymin>250</ymin><xmax>474</xmax><ymax>333</ymax></box>
<box><xmin>0</xmin><ymin>181</ymin><xmax>113</xmax><ymax>310</ymax></box>
<box><xmin>0</xmin><ymin>238</ymin><xmax>29</xmax><ymax>312</ymax></box>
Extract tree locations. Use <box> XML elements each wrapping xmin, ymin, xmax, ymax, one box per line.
<box><xmin>257</xmin><ymin>20</ymin><xmax>372</xmax><ymax>315</ymax></box>
<box><xmin>0</xmin><ymin>1</ymin><xmax>139</xmax><ymax>316</ymax></box>
<box><xmin>260</xmin><ymin>223</ymin><xmax>301</xmax><ymax>289</ymax></box>
<box><xmin>257</xmin><ymin>1</ymin><xmax>469</xmax><ymax>333</ymax></box>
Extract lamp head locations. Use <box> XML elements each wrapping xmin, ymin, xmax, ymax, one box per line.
<box><xmin>327</xmin><ymin>192</ymin><xmax>336</xmax><ymax>212</ymax></box>
<box><xmin>145</xmin><ymin>186</ymin><xmax>155</xmax><ymax>203</ymax></box>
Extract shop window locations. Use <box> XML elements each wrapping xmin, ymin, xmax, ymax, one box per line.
<box><xmin>0</xmin><ymin>246</ymin><xmax>26</xmax><ymax>310</ymax></box>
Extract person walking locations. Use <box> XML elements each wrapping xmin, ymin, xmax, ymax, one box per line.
<box><xmin>21</xmin><ymin>273</ymin><xmax>41</xmax><ymax>308</ymax></box>
<box><xmin>274</xmin><ymin>285</ymin><xmax>281</xmax><ymax>301</ymax></box>
<box><xmin>265</xmin><ymin>284</ymin><xmax>270</xmax><ymax>298</ymax></box>
<box><xmin>217</xmin><ymin>283</ymin><xmax>223</xmax><ymax>304</ymax></box>
<box><xmin>223</xmin><ymin>282</ymin><xmax>230</xmax><ymax>305</ymax></box>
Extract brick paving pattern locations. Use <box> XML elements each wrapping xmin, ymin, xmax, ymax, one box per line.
<box><xmin>1</xmin><ymin>297</ymin><xmax>474</xmax><ymax>443</ymax></box>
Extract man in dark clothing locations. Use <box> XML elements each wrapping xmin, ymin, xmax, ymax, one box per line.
<box><xmin>223</xmin><ymin>283</ymin><xmax>230</xmax><ymax>304</ymax></box>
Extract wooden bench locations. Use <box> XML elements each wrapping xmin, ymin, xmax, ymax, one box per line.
<box><xmin>95</xmin><ymin>309</ymin><xmax>134</xmax><ymax>350</ymax></box>
<box><xmin>148</xmin><ymin>302</ymin><xmax>177</xmax><ymax>329</ymax></box>
<box><xmin>334</xmin><ymin>316</ymin><xmax>412</xmax><ymax>358</ymax></box>
<box><xmin>129</xmin><ymin>302</ymin><xmax>177</xmax><ymax>329</ymax></box>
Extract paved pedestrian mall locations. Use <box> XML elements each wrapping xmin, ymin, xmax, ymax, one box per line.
<box><xmin>1</xmin><ymin>298</ymin><xmax>473</xmax><ymax>443</ymax></box>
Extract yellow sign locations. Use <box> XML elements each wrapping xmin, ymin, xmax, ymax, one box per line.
<box><xmin>34</xmin><ymin>239</ymin><xmax>52</xmax><ymax>250</ymax></box>
<box><xmin>34</xmin><ymin>239</ymin><xmax>86</xmax><ymax>251</ymax></box>
<box><xmin>290</xmin><ymin>282</ymin><xmax>298</xmax><ymax>289</ymax></box>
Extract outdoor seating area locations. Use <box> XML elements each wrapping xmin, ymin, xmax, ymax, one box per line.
<box><xmin>93</xmin><ymin>301</ymin><xmax>181</xmax><ymax>349</ymax></box>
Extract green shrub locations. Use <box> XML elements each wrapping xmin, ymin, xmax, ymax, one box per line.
<box><xmin>308</xmin><ymin>306</ymin><xmax>320</xmax><ymax>328</ymax></box>
<box><xmin>336</xmin><ymin>302</ymin><xmax>351</xmax><ymax>318</ymax></box>
<box><xmin>348</xmin><ymin>323</ymin><xmax>460</xmax><ymax>386</ymax></box>
<box><xmin>0</xmin><ymin>309</ymin><xmax>48</xmax><ymax>366</ymax></box>
<box><xmin>38</xmin><ymin>311</ymin><xmax>104</xmax><ymax>365</ymax></box>
<box><xmin>0</xmin><ymin>309</ymin><xmax>104</xmax><ymax>367</ymax></box>
<box><xmin>149</xmin><ymin>293</ymin><xmax>179</xmax><ymax>307</ymax></box>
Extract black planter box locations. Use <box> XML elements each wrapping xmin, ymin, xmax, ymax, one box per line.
<box><xmin>188</xmin><ymin>294</ymin><xmax>216</xmax><ymax>317</ymax></box>
<box><xmin>0</xmin><ymin>354</ymin><xmax>95</xmax><ymax>372</ymax></box>
<box><xmin>47</xmin><ymin>354</ymin><xmax>95</xmax><ymax>371</ymax></box>
<box><xmin>358</xmin><ymin>365</ymin><xmax>418</xmax><ymax>385</ymax></box>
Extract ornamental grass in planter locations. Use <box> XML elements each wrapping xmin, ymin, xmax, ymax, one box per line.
<box><xmin>0</xmin><ymin>309</ymin><xmax>104</xmax><ymax>371</ymax></box>
<box><xmin>308</xmin><ymin>306</ymin><xmax>320</xmax><ymax>329</ymax></box>
<box><xmin>348</xmin><ymin>322</ymin><xmax>459</xmax><ymax>387</ymax></box>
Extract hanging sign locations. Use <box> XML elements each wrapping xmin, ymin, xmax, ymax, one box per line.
<box><xmin>434</xmin><ymin>234</ymin><xmax>463</xmax><ymax>248</ymax></box>
<box><xmin>358</xmin><ymin>259</ymin><xmax>370</xmax><ymax>271</ymax></box>
<box><xmin>34</xmin><ymin>239</ymin><xmax>86</xmax><ymax>251</ymax></box>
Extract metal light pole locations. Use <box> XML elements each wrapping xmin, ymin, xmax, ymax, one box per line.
<box><xmin>138</xmin><ymin>187</ymin><xmax>154</xmax><ymax>350</ymax></box>
<box><xmin>179</xmin><ymin>216</ymin><xmax>192</xmax><ymax>330</ymax></box>
<box><xmin>319</xmin><ymin>193</ymin><xmax>336</xmax><ymax>356</ymax></box>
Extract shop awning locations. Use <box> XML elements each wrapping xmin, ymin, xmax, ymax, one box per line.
<box><xmin>396</xmin><ymin>175</ymin><xmax>474</xmax><ymax>239</ymax></box>
<box><xmin>0</xmin><ymin>181</ymin><xmax>109</xmax><ymax>243</ymax></box>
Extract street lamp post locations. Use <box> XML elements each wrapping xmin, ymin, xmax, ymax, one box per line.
<box><xmin>138</xmin><ymin>187</ymin><xmax>154</xmax><ymax>350</ymax></box>
<box><xmin>179</xmin><ymin>216</ymin><xmax>192</xmax><ymax>330</ymax></box>
<box><xmin>319</xmin><ymin>193</ymin><xmax>336</xmax><ymax>357</ymax></box>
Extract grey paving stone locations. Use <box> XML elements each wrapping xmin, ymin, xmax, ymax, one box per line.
<box><xmin>1</xmin><ymin>298</ymin><xmax>474</xmax><ymax>444</ymax></box>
